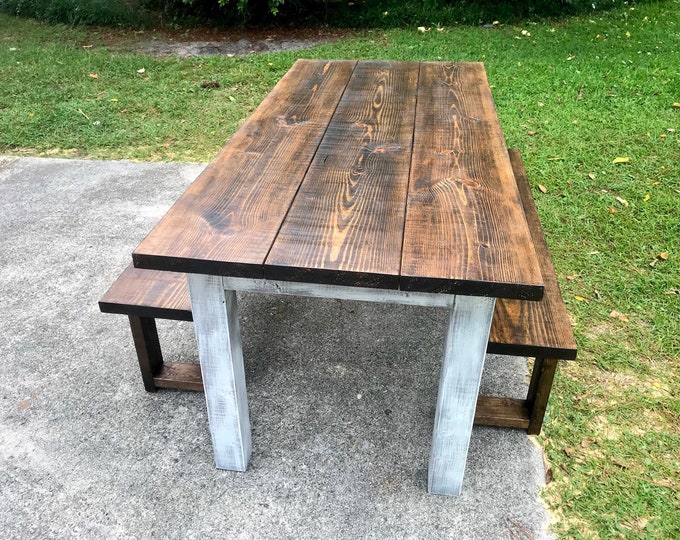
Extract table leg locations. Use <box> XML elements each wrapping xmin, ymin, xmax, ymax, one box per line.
<box><xmin>428</xmin><ymin>295</ymin><xmax>496</xmax><ymax>496</ymax></box>
<box><xmin>186</xmin><ymin>274</ymin><xmax>251</xmax><ymax>471</ymax></box>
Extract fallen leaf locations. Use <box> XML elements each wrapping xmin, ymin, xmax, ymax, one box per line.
<box><xmin>649</xmin><ymin>259</ymin><xmax>658</xmax><ymax>268</ymax></box>
<box><xmin>200</xmin><ymin>81</ymin><xmax>220</xmax><ymax>88</ymax></box>
<box><xmin>137</xmin><ymin>68</ymin><xmax>145</xmax><ymax>74</ymax></box>
<box><xmin>664</xmin><ymin>289</ymin><xmax>679</xmax><ymax>295</ymax></box>
<box><xmin>594</xmin><ymin>289</ymin><xmax>601</xmax><ymax>300</ymax></box>
<box><xmin>110</xmin><ymin>98</ymin><xmax>118</xmax><ymax>102</ymax></box>
<box><xmin>564</xmin><ymin>446</ymin><xmax>577</xmax><ymax>458</ymax></box>
<box><xmin>89</xmin><ymin>73</ymin><xmax>98</xmax><ymax>79</ymax></box>
<box><xmin>609</xmin><ymin>207</ymin><xmax>617</xmax><ymax>214</ymax></box>
<box><xmin>673</xmin><ymin>103</ymin><xmax>680</xmax><ymax>108</ymax></box>
<box><xmin>658</xmin><ymin>251</ymin><xmax>669</xmax><ymax>260</ymax></box>
<box><xmin>538</xmin><ymin>184</ymin><xmax>548</xmax><ymax>194</ymax></box>
<box><xmin>580</xmin><ymin>437</ymin><xmax>596</xmax><ymax>448</ymax></box>
<box><xmin>643</xmin><ymin>193</ymin><xmax>650</xmax><ymax>202</ymax></box>
<box><xmin>609</xmin><ymin>310</ymin><xmax>629</xmax><ymax>322</ymax></box>
<box><xmin>417</xmin><ymin>26</ymin><xmax>429</xmax><ymax>33</ymax></box>
<box><xmin>588</xmin><ymin>172</ymin><xmax>596</xmax><ymax>179</ymax></box>
<box><xmin>615</xmin><ymin>196</ymin><xmax>629</xmax><ymax>206</ymax></box>
<box><xmin>526</xmin><ymin>130</ymin><xmax>537</xmax><ymax>136</ymax></box>
<box><xmin>574</xmin><ymin>295</ymin><xmax>587</xmax><ymax>302</ymax></box>
<box><xmin>613</xmin><ymin>156</ymin><xmax>630</xmax><ymax>164</ymax></box>
<box><xmin>566</xmin><ymin>274</ymin><xmax>579</xmax><ymax>280</ymax></box>
<box><xmin>650</xmin><ymin>477</ymin><xmax>680</xmax><ymax>490</ymax></box>
<box><xmin>19</xmin><ymin>399</ymin><xmax>31</xmax><ymax>411</ymax></box>
<box><xmin>228</xmin><ymin>95</ymin><xmax>236</xmax><ymax>102</ymax></box>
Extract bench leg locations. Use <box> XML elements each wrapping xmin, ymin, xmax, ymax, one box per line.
<box><xmin>526</xmin><ymin>357</ymin><xmax>558</xmax><ymax>435</ymax></box>
<box><xmin>428</xmin><ymin>296</ymin><xmax>496</xmax><ymax>496</ymax></box>
<box><xmin>187</xmin><ymin>274</ymin><xmax>251</xmax><ymax>471</ymax></box>
<box><xmin>128</xmin><ymin>315</ymin><xmax>163</xmax><ymax>392</ymax></box>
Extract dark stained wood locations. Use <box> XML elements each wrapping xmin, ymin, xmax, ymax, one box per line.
<box><xmin>474</xmin><ymin>396</ymin><xmax>531</xmax><ymax>429</ymax></box>
<box><xmin>154</xmin><ymin>362</ymin><xmax>203</xmax><ymax>392</ymax></box>
<box><xmin>99</xmin><ymin>264</ymin><xmax>192</xmax><ymax>321</ymax></box>
<box><xmin>527</xmin><ymin>357</ymin><xmax>558</xmax><ymax>435</ymax></box>
<box><xmin>265</xmin><ymin>61</ymin><xmax>419</xmax><ymax>288</ymax></box>
<box><xmin>488</xmin><ymin>149</ymin><xmax>577</xmax><ymax>359</ymax></box>
<box><xmin>132</xmin><ymin>61</ymin><xmax>545</xmax><ymax>298</ymax></box>
<box><xmin>133</xmin><ymin>59</ymin><xmax>356</xmax><ymax>278</ymax></box>
<box><xmin>401</xmin><ymin>63</ymin><xmax>544</xmax><ymax>300</ymax></box>
<box><xmin>128</xmin><ymin>315</ymin><xmax>163</xmax><ymax>392</ymax></box>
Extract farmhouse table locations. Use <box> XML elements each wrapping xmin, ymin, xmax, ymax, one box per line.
<box><xmin>132</xmin><ymin>59</ymin><xmax>545</xmax><ymax>496</ymax></box>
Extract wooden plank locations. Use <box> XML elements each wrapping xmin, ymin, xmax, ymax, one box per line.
<box><xmin>401</xmin><ymin>63</ymin><xmax>544</xmax><ymax>300</ymax></box>
<box><xmin>265</xmin><ymin>61</ymin><xmax>419</xmax><ymax>288</ymax></box>
<box><xmin>128</xmin><ymin>316</ymin><xmax>163</xmax><ymax>392</ymax></box>
<box><xmin>527</xmin><ymin>357</ymin><xmax>558</xmax><ymax>435</ymax></box>
<box><xmin>99</xmin><ymin>265</ymin><xmax>192</xmax><ymax>321</ymax></box>
<box><xmin>428</xmin><ymin>295</ymin><xmax>496</xmax><ymax>496</ymax></box>
<box><xmin>187</xmin><ymin>274</ymin><xmax>251</xmax><ymax>471</ymax></box>
<box><xmin>489</xmin><ymin>149</ymin><xmax>577</xmax><ymax>359</ymax></box>
<box><xmin>133</xmin><ymin>59</ymin><xmax>356</xmax><ymax>278</ymax></box>
<box><xmin>474</xmin><ymin>396</ymin><xmax>531</xmax><ymax>429</ymax></box>
<box><xmin>154</xmin><ymin>362</ymin><xmax>203</xmax><ymax>392</ymax></box>
<box><xmin>222</xmin><ymin>276</ymin><xmax>455</xmax><ymax>308</ymax></box>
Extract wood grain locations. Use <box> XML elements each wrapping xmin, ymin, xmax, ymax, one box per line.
<box><xmin>428</xmin><ymin>295</ymin><xmax>496</xmax><ymax>496</ymax></box>
<box><xmin>265</xmin><ymin>61</ymin><xmax>419</xmax><ymax>288</ymax></box>
<box><xmin>401</xmin><ymin>63</ymin><xmax>544</xmax><ymax>299</ymax></box>
<box><xmin>526</xmin><ymin>357</ymin><xmax>558</xmax><ymax>435</ymax></box>
<box><xmin>133</xmin><ymin>59</ymin><xmax>356</xmax><ymax>278</ymax></box>
<box><xmin>488</xmin><ymin>149</ymin><xmax>577</xmax><ymax>358</ymax></box>
<box><xmin>99</xmin><ymin>264</ymin><xmax>192</xmax><ymax>321</ymax></box>
<box><xmin>187</xmin><ymin>274</ymin><xmax>251</xmax><ymax>471</ymax></box>
<box><xmin>154</xmin><ymin>362</ymin><xmax>204</xmax><ymax>392</ymax></box>
<box><xmin>474</xmin><ymin>396</ymin><xmax>531</xmax><ymax>429</ymax></box>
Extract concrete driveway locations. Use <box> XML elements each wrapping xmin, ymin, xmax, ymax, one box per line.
<box><xmin>0</xmin><ymin>155</ymin><xmax>552</xmax><ymax>539</ymax></box>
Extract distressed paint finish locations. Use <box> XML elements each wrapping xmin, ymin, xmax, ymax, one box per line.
<box><xmin>429</xmin><ymin>295</ymin><xmax>496</xmax><ymax>496</ymax></box>
<box><xmin>221</xmin><ymin>276</ymin><xmax>455</xmax><ymax>308</ymax></box>
<box><xmin>186</xmin><ymin>273</ymin><xmax>251</xmax><ymax>471</ymax></box>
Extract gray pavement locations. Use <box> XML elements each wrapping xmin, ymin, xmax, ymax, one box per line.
<box><xmin>0</xmin><ymin>155</ymin><xmax>552</xmax><ymax>539</ymax></box>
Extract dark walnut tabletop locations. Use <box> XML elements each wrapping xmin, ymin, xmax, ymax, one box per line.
<box><xmin>133</xmin><ymin>60</ymin><xmax>544</xmax><ymax>301</ymax></box>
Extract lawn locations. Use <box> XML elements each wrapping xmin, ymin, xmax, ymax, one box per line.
<box><xmin>1</xmin><ymin>2</ymin><xmax>679</xmax><ymax>537</ymax></box>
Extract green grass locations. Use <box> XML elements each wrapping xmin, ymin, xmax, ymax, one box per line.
<box><xmin>2</xmin><ymin>3</ymin><xmax>679</xmax><ymax>537</ymax></box>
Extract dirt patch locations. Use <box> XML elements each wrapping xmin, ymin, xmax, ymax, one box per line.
<box><xmin>85</xmin><ymin>26</ymin><xmax>354</xmax><ymax>57</ymax></box>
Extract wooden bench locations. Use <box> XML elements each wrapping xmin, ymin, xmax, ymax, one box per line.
<box><xmin>99</xmin><ymin>148</ymin><xmax>576</xmax><ymax>435</ymax></box>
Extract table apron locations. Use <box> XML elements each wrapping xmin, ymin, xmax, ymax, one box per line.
<box><xmin>221</xmin><ymin>276</ymin><xmax>459</xmax><ymax>308</ymax></box>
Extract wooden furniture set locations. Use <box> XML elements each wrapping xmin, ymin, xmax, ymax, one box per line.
<box><xmin>99</xmin><ymin>60</ymin><xmax>576</xmax><ymax>496</ymax></box>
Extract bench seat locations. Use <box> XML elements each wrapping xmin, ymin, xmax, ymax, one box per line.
<box><xmin>99</xmin><ymin>149</ymin><xmax>576</xmax><ymax>435</ymax></box>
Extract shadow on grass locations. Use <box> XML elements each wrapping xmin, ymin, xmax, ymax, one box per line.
<box><xmin>322</xmin><ymin>0</ymin><xmax>647</xmax><ymax>27</ymax></box>
<box><xmin>0</xmin><ymin>0</ymin><xmax>662</xmax><ymax>29</ymax></box>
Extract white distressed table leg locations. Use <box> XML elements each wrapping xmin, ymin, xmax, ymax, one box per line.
<box><xmin>187</xmin><ymin>274</ymin><xmax>251</xmax><ymax>471</ymax></box>
<box><xmin>428</xmin><ymin>295</ymin><xmax>496</xmax><ymax>496</ymax></box>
